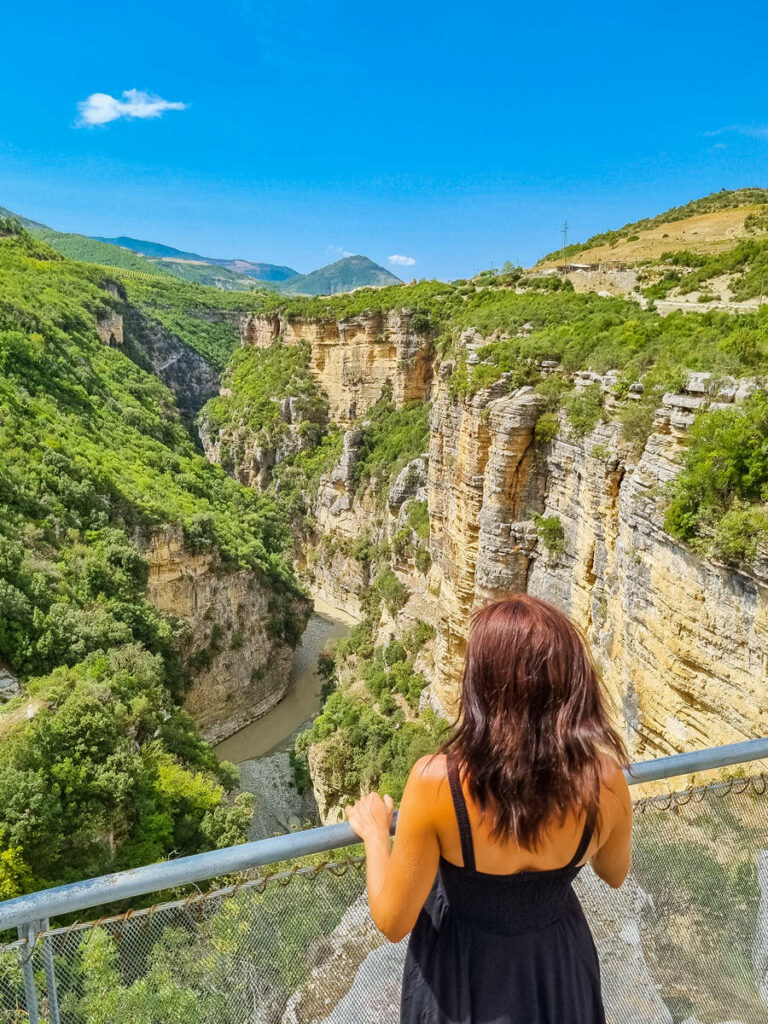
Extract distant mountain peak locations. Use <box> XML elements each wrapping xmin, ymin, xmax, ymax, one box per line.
<box><xmin>278</xmin><ymin>254</ymin><xmax>402</xmax><ymax>296</ymax></box>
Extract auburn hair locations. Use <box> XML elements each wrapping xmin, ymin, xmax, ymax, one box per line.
<box><xmin>441</xmin><ymin>594</ymin><xmax>627</xmax><ymax>850</ymax></box>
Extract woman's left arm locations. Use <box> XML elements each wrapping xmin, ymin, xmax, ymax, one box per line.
<box><xmin>345</xmin><ymin>755</ymin><xmax>441</xmax><ymax>942</ymax></box>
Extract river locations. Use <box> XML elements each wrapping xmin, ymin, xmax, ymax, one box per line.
<box><xmin>214</xmin><ymin>596</ymin><xmax>355</xmax><ymax>764</ymax></box>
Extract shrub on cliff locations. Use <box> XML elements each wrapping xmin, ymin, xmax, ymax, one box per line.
<box><xmin>534</xmin><ymin>412</ymin><xmax>560</xmax><ymax>443</ymax></box>
<box><xmin>565</xmin><ymin>383</ymin><xmax>604</xmax><ymax>437</ymax></box>
<box><xmin>294</xmin><ymin>619</ymin><xmax>444</xmax><ymax>804</ymax></box>
<box><xmin>352</xmin><ymin>391</ymin><xmax>431</xmax><ymax>495</ymax></box>
<box><xmin>532</xmin><ymin>512</ymin><xmax>566</xmax><ymax>555</ymax></box>
<box><xmin>365</xmin><ymin>568</ymin><xmax>409</xmax><ymax>616</ymax></box>
<box><xmin>665</xmin><ymin>392</ymin><xmax>768</xmax><ymax>566</ymax></box>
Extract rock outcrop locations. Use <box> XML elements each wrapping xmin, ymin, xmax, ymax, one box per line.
<box><xmin>281</xmin><ymin>893</ymin><xmax>407</xmax><ymax>1024</ymax></box>
<box><xmin>427</xmin><ymin>374</ymin><xmax>545</xmax><ymax>707</ymax></box>
<box><xmin>200</xmin><ymin>389</ymin><xmax>328</xmax><ymax>490</ymax></box>
<box><xmin>0</xmin><ymin>666</ymin><xmax>19</xmax><ymax>702</ymax></box>
<box><xmin>241</xmin><ymin>311</ymin><xmax>434</xmax><ymax>423</ymax></box>
<box><xmin>143</xmin><ymin>527</ymin><xmax>311</xmax><ymax>744</ymax></box>
<box><xmin>281</xmin><ymin>870</ymin><xmax>678</xmax><ymax>1024</ymax></box>
<box><xmin>95</xmin><ymin>309</ymin><xmax>124</xmax><ymax>346</ymax></box>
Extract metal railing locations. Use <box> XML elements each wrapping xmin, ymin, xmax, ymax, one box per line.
<box><xmin>3</xmin><ymin>736</ymin><xmax>768</xmax><ymax>1024</ymax></box>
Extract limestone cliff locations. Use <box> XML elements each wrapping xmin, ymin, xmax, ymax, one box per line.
<box><xmin>240</xmin><ymin>310</ymin><xmax>434</xmax><ymax>423</ymax></box>
<box><xmin>425</xmin><ymin>363</ymin><xmax>768</xmax><ymax>758</ymax></box>
<box><xmin>303</xmin><ymin>320</ymin><xmax>768</xmax><ymax>763</ymax></box>
<box><xmin>143</xmin><ymin>527</ymin><xmax>311</xmax><ymax>744</ymax></box>
<box><xmin>427</xmin><ymin>370</ymin><xmax>545</xmax><ymax>707</ymax></box>
<box><xmin>526</xmin><ymin>386</ymin><xmax>768</xmax><ymax>759</ymax></box>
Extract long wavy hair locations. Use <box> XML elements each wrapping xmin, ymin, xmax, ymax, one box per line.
<box><xmin>441</xmin><ymin>595</ymin><xmax>627</xmax><ymax>849</ymax></box>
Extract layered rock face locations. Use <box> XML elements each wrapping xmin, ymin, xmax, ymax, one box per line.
<box><xmin>427</xmin><ymin>371</ymin><xmax>545</xmax><ymax>707</ymax></box>
<box><xmin>527</xmin><ymin>391</ymin><xmax>768</xmax><ymax>758</ymax></box>
<box><xmin>143</xmin><ymin>527</ymin><xmax>311</xmax><ymax>744</ymax></box>
<box><xmin>241</xmin><ymin>311</ymin><xmax>434</xmax><ymax>423</ymax></box>
<box><xmin>426</xmin><ymin>366</ymin><xmax>768</xmax><ymax>757</ymax></box>
<box><xmin>122</xmin><ymin>309</ymin><xmax>220</xmax><ymax>421</ymax></box>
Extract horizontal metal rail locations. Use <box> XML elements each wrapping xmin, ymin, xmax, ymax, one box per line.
<box><xmin>1</xmin><ymin>736</ymin><xmax>767</xmax><ymax>933</ymax></box>
<box><xmin>624</xmin><ymin>735</ymin><xmax>768</xmax><ymax>784</ymax></box>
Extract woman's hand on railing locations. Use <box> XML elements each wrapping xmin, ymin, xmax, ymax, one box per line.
<box><xmin>345</xmin><ymin>793</ymin><xmax>395</xmax><ymax>843</ymax></box>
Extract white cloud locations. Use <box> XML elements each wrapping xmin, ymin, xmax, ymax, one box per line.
<box><xmin>388</xmin><ymin>254</ymin><xmax>416</xmax><ymax>267</ymax></box>
<box><xmin>77</xmin><ymin>89</ymin><xmax>187</xmax><ymax>127</ymax></box>
<box><xmin>705</xmin><ymin>125</ymin><xmax>768</xmax><ymax>141</ymax></box>
<box><xmin>328</xmin><ymin>245</ymin><xmax>355</xmax><ymax>258</ymax></box>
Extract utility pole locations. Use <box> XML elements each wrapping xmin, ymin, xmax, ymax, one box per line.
<box><xmin>561</xmin><ymin>220</ymin><xmax>569</xmax><ymax>262</ymax></box>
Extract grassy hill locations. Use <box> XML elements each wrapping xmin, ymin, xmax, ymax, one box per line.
<box><xmin>93</xmin><ymin>235</ymin><xmax>210</xmax><ymax>261</ymax></box>
<box><xmin>538</xmin><ymin>188</ymin><xmax>768</xmax><ymax>266</ymax></box>
<box><xmin>277</xmin><ymin>254</ymin><xmax>402</xmax><ymax>295</ymax></box>
<box><xmin>0</xmin><ymin>208</ymin><xmax>178</xmax><ymax>278</ymax></box>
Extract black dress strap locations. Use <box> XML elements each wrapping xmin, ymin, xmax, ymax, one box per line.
<box><xmin>447</xmin><ymin>755</ymin><xmax>476</xmax><ymax>871</ymax></box>
<box><xmin>565</xmin><ymin>813</ymin><xmax>594</xmax><ymax>869</ymax></box>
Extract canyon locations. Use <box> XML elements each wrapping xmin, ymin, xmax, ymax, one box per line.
<box><xmin>203</xmin><ymin>310</ymin><xmax>768</xmax><ymax>767</ymax></box>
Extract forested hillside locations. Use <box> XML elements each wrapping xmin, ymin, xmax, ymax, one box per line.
<box><xmin>0</xmin><ymin>224</ymin><xmax>304</xmax><ymax>896</ymax></box>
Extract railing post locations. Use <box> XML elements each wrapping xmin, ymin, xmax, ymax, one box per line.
<box><xmin>17</xmin><ymin>920</ymin><xmax>41</xmax><ymax>1024</ymax></box>
<box><xmin>41</xmin><ymin>917</ymin><xmax>61</xmax><ymax>1024</ymax></box>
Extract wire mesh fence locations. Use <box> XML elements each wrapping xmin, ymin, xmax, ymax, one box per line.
<box><xmin>2</xmin><ymin>773</ymin><xmax>768</xmax><ymax>1024</ymax></box>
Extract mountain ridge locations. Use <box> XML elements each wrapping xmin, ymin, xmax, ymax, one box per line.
<box><xmin>1</xmin><ymin>204</ymin><xmax>401</xmax><ymax>296</ymax></box>
<box><xmin>92</xmin><ymin>235</ymin><xmax>300</xmax><ymax>283</ymax></box>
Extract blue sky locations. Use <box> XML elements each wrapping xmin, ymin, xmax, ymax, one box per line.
<box><xmin>1</xmin><ymin>0</ymin><xmax>767</xmax><ymax>278</ymax></box>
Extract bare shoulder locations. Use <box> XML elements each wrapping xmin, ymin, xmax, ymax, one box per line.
<box><xmin>408</xmin><ymin>753</ymin><xmax>448</xmax><ymax>788</ymax></box>
<box><xmin>598</xmin><ymin>754</ymin><xmax>627</xmax><ymax>787</ymax></box>
<box><xmin>597</xmin><ymin>754</ymin><xmax>631</xmax><ymax>817</ymax></box>
<box><xmin>398</xmin><ymin>754</ymin><xmax>449</xmax><ymax>826</ymax></box>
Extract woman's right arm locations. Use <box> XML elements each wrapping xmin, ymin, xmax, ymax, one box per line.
<box><xmin>590</xmin><ymin>763</ymin><xmax>632</xmax><ymax>888</ymax></box>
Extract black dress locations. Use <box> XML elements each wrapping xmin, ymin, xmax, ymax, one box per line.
<box><xmin>401</xmin><ymin>758</ymin><xmax>605</xmax><ymax>1024</ymax></box>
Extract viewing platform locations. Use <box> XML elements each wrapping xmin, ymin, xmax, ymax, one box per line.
<box><xmin>2</xmin><ymin>738</ymin><xmax>768</xmax><ymax>1024</ymax></box>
